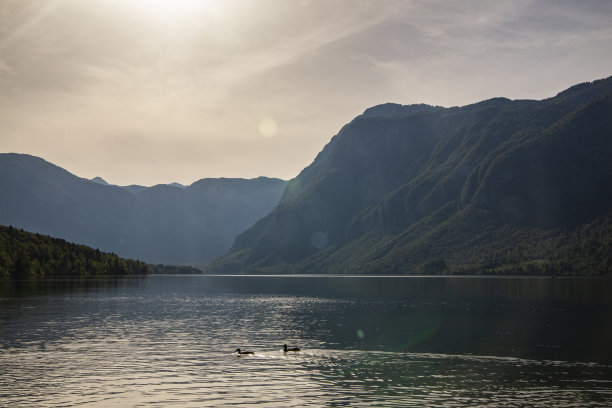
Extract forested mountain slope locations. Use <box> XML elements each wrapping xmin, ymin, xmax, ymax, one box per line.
<box><xmin>0</xmin><ymin>225</ymin><xmax>149</xmax><ymax>279</ymax></box>
<box><xmin>208</xmin><ymin>76</ymin><xmax>612</xmax><ymax>275</ymax></box>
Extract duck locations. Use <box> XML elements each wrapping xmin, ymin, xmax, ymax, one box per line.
<box><xmin>235</xmin><ymin>348</ymin><xmax>254</xmax><ymax>355</ymax></box>
<box><xmin>282</xmin><ymin>344</ymin><xmax>301</xmax><ymax>352</ymax></box>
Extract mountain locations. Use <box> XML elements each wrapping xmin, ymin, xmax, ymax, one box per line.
<box><xmin>0</xmin><ymin>154</ymin><xmax>285</xmax><ymax>265</ymax></box>
<box><xmin>91</xmin><ymin>176</ymin><xmax>109</xmax><ymax>186</ymax></box>
<box><xmin>208</xmin><ymin>76</ymin><xmax>612</xmax><ymax>275</ymax></box>
<box><xmin>168</xmin><ymin>182</ymin><xmax>186</xmax><ymax>189</ymax></box>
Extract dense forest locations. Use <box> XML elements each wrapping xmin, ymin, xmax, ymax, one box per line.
<box><xmin>0</xmin><ymin>225</ymin><xmax>149</xmax><ymax>279</ymax></box>
<box><xmin>148</xmin><ymin>264</ymin><xmax>202</xmax><ymax>274</ymax></box>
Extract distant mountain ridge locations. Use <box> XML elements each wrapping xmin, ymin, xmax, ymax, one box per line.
<box><xmin>0</xmin><ymin>154</ymin><xmax>285</xmax><ymax>265</ymax></box>
<box><xmin>208</xmin><ymin>76</ymin><xmax>612</xmax><ymax>275</ymax></box>
<box><xmin>91</xmin><ymin>176</ymin><xmax>109</xmax><ymax>186</ymax></box>
<box><xmin>360</xmin><ymin>103</ymin><xmax>443</xmax><ymax>118</ymax></box>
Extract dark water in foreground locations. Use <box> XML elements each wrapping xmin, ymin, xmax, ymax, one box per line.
<box><xmin>1</xmin><ymin>275</ymin><xmax>611</xmax><ymax>407</ymax></box>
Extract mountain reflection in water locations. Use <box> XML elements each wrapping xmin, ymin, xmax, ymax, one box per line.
<box><xmin>1</xmin><ymin>275</ymin><xmax>611</xmax><ymax>407</ymax></box>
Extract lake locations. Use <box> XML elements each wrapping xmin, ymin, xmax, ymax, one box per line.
<box><xmin>1</xmin><ymin>275</ymin><xmax>611</xmax><ymax>407</ymax></box>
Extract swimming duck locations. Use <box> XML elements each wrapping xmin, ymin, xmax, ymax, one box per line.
<box><xmin>235</xmin><ymin>348</ymin><xmax>254</xmax><ymax>355</ymax></box>
<box><xmin>282</xmin><ymin>344</ymin><xmax>301</xmax><ymax>352</ymax></box>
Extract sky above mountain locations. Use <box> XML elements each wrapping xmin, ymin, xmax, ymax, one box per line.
<box><xmin>1</xmin><ymin>0</ymin><xmax>611</xmax><ymax>186</ymax></box>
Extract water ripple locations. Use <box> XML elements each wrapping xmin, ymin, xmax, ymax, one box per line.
<box><xmin>1</xmin><ymin>277</ymin><xmax>612</xmax><ymax>406</ymax></box>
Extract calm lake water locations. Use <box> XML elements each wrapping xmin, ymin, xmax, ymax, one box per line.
<box><xmin>1</xmin><ymin>275</ymin><xmax>612</xmax><ymax>407</ymax></box>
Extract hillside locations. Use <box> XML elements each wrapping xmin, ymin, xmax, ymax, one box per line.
<box><xmin>208</xmin><ymin>76</ymin><xmax>612</xmax><ymax>275</ymax></box>
<box><xmin>0</xmin><ymin>155</ymin><xmax>285</xmax><ymax>265</ymax></box>
<box><xmin>0</xmin><ymin>225</ymin><xmax>148</xmax><ymax>279</ymax></box>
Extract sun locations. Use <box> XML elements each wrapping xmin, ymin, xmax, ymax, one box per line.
<box><xmin>144</xmin><ymin>0</ymin><xmax>205</xmax><ymax>14</ymax></box>
<box><xmin>123</xmin><ymin>0</ymin><xmax>223</xmax><ymax>22</ymax></box>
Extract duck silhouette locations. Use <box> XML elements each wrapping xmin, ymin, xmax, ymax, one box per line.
<box><xmin>282</xmin><ymin>344</ymin><xmax>301</xmax><ymax>352</ymax></box>
<box><xmin>235</xmin><ymin>348</ymin><xmax>254</xmax><ymax>355</ymax></box>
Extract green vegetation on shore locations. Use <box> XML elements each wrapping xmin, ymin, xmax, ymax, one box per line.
<box><xmin>149</xmin><ymin>264</ymin><xmax>202</xmax><ymax>274</ymax></box>
<box><xmin>0</xmin><ymin>225</ymin><xmax>149</xmax><ymax>279</ymax></box>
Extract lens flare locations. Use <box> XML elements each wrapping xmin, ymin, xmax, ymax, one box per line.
<box><xmin>258</xmin><ymin>118</ymin><xmax>278</xmax><ymax>138</ymax></box>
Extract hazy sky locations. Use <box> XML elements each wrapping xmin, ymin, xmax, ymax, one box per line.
<box><xmin>1</xmin><ymin>0</ymin><xmax>611</xmax><ymax>186</ymax></box>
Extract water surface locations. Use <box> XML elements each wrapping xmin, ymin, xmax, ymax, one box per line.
<box><xmin>1</xmin><ymin>275</ymin><xmax>611</xmax><ymax>406</ymax></box>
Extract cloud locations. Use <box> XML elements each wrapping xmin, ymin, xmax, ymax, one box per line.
<box><xmin>0</xmin><ymin>0</ymin><xmax>66</xmax><ymax>52</ymax></box>
<box><xmin>0</xmin><ymin>59</ymin><xmax>12</xmax><ymax>74</ymax></box>
<box><xmin>1</xmin><ymin>0</ymin><xmax>611</xmax><ymax>185</ymax></box>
